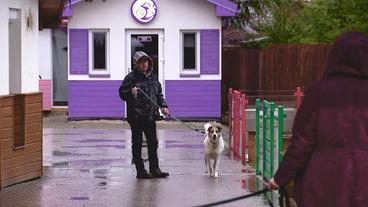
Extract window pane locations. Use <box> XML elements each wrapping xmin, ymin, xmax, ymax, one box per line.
<box><xmin>183</xmin><ymin>33</ymin><xmax>196</xmax><ymax>70</ymax></box>
<box><xmin>93</xmin><ymin>32</ymin><xmax>106</xmax><ymax>70</ymax></box>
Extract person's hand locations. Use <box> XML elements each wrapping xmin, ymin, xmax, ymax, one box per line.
<box><xmin>267</xmin><ymin>178</ymin><xmax>279</xmax><ymax>191</ymax></box>
<box><xmin>161</xmin><ymin>108</ymin><xmax>169</xmax><ymax>116</ymax></box>
<box><xmin>131</xmin><ymin>87</ymin><xmax>138</xmax><ymax>97</ymax></box>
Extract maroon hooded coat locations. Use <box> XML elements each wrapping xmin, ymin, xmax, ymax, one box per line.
<box><xmin>274</xmin><ymin>32</ymin><xmax>368</xmax><ymax>207</ymax></box>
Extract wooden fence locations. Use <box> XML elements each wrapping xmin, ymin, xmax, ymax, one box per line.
<box><xmin>222</xmin><ymin>44</ymin><xmax>331</xmax><ymax>117</ymax></box>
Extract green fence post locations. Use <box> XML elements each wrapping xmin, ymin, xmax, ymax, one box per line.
<box><xmin>262</xmin><ymin>100</ymin><xmax>275</xmax><ymax>181</ymax></box>
<box><xmin>255</xmin><ymin>99</ymin><xmax>260</xmax><ymax>175</ymax></box>
<box><xmin>262</xmin><ymin>100</ymin><xmax>267</xmax><ymax>178</ymax></box>
<box><xmin>269</xmin><ymin>102</ymin><xmax>275</xmax><ymax>180</ymax></box>
<box><xmin>278</xmin><ymin>105</ymin><xmax>284</xmax><ymax>164</ymax></box>
<box><xmin>256</xmin><ymin>100</ymin><xmax>285</xmax><ymax>180</ymax></box>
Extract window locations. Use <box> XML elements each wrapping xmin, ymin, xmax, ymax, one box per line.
<box><xmin>181</xmin><ymin>31</ymin><xmax>200</xmax><ymax>76</ymax></box>
<box><xmin>89</xmin><ymin>30</ymin><xmax>109</xmax><ymax>76</ymax></box>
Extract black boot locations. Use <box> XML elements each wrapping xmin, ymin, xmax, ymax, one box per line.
<box><xmin>151</xmin><ymin>169</ymin><xmax>169</xmax><ymax>178</ymax></box>
<box><xmin>136</xmin><ymin>170</ymin><xmax>153</xmax><ymax>179</ymax></box>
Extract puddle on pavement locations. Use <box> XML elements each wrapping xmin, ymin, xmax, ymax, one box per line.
<box><xmin>70</xmin><ymin>196</ymin><xmax>90</xmax><ymax>201</ymax></box>
<box><xmin>165</xmin><ymin>144</ymin><xmax>203</xmax><ymax>148</ymax></box>
<box><xmin>52</xmin><ymin>162</ymin><xmax>69</xmax><ymax>167</ymax></box>
<box><xmin>63</xmin><ymin>145</ymin><xmax>125</xmax><ymax>149</ymax></box>
<box><xmin>52</xmin><ymin>150</ymin><xmax>89</xmax><ymax>156</ymax></box>
<box><xmin>98</xmin><ymin>181</ymin><xmax>108</xmax><ymax>186</ymax></box>
<box><xmin>77</xmin><ymin>139</ymin><xmax>125</xmax><ymax>143</ymax></box>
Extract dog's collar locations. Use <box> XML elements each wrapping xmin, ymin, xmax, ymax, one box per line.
<box><xmin>210</xmin><ymin>140</ymin><xmax>218</xmax><ymax>145</ymax></box>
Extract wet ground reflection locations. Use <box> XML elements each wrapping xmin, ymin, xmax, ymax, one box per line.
<box><xmin>0</xmin><ymin>125</ymin><xmax>272</xmax><ymax>207</ymax></box>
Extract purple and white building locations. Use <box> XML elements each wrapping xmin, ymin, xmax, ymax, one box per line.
<box><xmin>42</xmin><ymin>0</ymin><xmax>237</xmax><ymax>120</ymax></box>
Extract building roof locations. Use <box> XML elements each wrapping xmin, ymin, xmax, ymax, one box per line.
<box><xmin>63</xmin><ymin>0</ymin><xmax>238</xmax><ymax>18</ymax></box>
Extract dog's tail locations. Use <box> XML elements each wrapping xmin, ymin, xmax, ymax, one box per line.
<box><xmin>204</xmin><ymin>123</ymin><xmax>211</xmax><ymax>134</ymax></box>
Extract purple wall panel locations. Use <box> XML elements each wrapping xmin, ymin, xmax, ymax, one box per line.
<box><xmin>68</xmin><ymin>81</ymin><xmax>125</xmax><ymax>118</ymax></box>
<box><xmin>200</xmin><ymin>30</ymin><xmax>220</xmax><ymax>75</ymax></box>
<box><xmin>165</xmin><ymin>80</ymin><xmax>221</xmax><ymax>118</ymax></box>
<box><xmin>69</xmin><ymin>29</ymin><xmax>89</xmax><ymax>75</ymax></box>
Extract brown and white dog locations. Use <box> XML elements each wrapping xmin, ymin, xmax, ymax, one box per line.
<box><xmin>204</xmin><ymin>122</ymin><xmax>224</xmax><ymax>178</ymax></box>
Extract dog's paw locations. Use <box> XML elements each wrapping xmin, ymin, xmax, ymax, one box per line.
<box><xmin>214</xmin><ymin>172</ymin><xmax>219</xmax><ymax>178</ymax></box>
<box><xmin>205</xmin><ymin>170</ymin><xmax>208</xmax><ymax>174</ymax></box>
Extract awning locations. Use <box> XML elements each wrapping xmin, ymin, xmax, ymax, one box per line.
<box><xmin>207</xmin><ymin>0</ymin><xmax>239</xmax><ymax>17</ymax></box>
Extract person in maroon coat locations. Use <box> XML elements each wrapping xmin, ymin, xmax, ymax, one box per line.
<box><xmin>268</xmin><ymin>31</ymin><xmax>368</xmax><ymax>207</ymax></box>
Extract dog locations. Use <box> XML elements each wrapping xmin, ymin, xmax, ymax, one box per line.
<box><xmin>204</xmin><ymin>122</ymin><xmax>224</xmax><ymax>178</ymax></box>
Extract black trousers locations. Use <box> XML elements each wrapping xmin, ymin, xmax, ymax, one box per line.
<box><xmin>129</xmin><ymin>120</ymin><xmax>159</xmax><ymax>174</ymax></box>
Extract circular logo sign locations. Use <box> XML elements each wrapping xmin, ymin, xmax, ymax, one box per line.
<box><xmin>131</xmin><ymin>0</ymin><xmax>157</xmax><ymax>24</ymax></box>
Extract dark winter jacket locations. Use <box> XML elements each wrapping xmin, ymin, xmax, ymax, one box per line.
<box><xmin>274</xmin><ymin>32</ymin><xmax>368</xmax><ymax>207</ymax></box>
<box><xmin>119</xmin><ymin>51</ymin><xmax>167</xmax><ymax>123</ymax></box>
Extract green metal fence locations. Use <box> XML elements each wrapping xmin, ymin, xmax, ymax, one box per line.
<box><xmin>255</xmin><ymin>99</ymin><xmax>285</xmax><ymax>181</ymax></box>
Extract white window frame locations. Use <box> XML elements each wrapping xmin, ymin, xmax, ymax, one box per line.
<box><xmin>88</xmin><ymin>29</ymin><xmax>110</xmax><ymax>76</ymax></box>
<box><xmin>180</xmin><ymin>30</ymin><xmax>200</xmax><ymax>76</ymax></box>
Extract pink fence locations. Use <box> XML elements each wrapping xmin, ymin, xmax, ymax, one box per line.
<box><xmin>294</xmin><ymin>86</ymin><xmax>304</xmax><ymax>110</ymax></box>
<box><xmin>39</xmin><ymin>80</ymin><xmax>51</xmax><ymax>111</ymax></box>
<box><xmin>228</xmin><ymin>87</ymin><xmax>304</xmax><ymax>165</ymax></box>
<box><xmin>228</xmin><ymin>88</ymin><xmax>246</xmax><ymax>163</ymax></box>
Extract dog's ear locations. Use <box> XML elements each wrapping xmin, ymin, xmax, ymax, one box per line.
<box><xmin>207</xmin><ymin>126</ymin><xmax>212</xmax><ymax>133</ymax></box>
<box><xmin>217</xmin><ymin>126</ymin><xmax>222</xmax><ymax>132</ymax></box>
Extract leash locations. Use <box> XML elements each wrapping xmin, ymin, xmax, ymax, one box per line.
<box><xmin>279</xmin><ymin>187</ymin><xmax>291</xmax><ymax>207</ymax></box>
<box><xmin>136</xmin><ymin>87</ymin><xmax>205</xmax><ymax>134</ymax></box>
<box><xmin>136</xmin><ymin>88</ymin><xmax>290</xmax><ymax>207</ymax></box>
<box><xmin>194</xmin><ymin>188</ymin><xmax>269</xmax><ymax>207</ymax></box>
<box><xmin>194</xmin><ymin>187</ymin><xmax>289</xmax><ymax>207</ymax></box>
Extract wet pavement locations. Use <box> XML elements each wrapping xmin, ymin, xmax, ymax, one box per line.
<box><xmin>0</xmin><ymin>112</ymin><xmax>272</xmax><ymax>207</ymax></box>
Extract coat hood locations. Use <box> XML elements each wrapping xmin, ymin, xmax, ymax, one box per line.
<box><xmin>324</xmin><ymin>31</ymin><xmax>368</xmax><ymax>79</ymax></box>
<box><xmin>133</xmin><ymin>51</ymin><xmax>153</xmax><ymax>74</ymax></box>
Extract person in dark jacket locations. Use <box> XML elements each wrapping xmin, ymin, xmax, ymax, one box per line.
<box><xmin>119</xmin><ymin>51</ymin><xmax>169</xmax><ymax>179</ymax></box>
<box><xmin>267</xmin><ymin>31</ymin><xmax>368</xmax><ymax>207</ymax></box>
